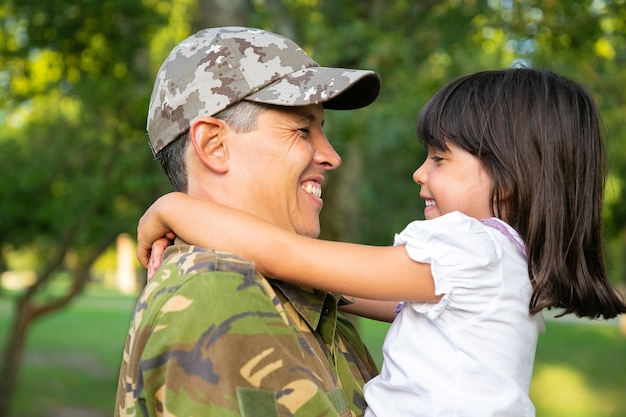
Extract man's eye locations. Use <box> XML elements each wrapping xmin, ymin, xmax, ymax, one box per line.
<box><xmin>298</xmin><ymin>128</ymin><xmax>311</xmax><ymax>136</ymax></box>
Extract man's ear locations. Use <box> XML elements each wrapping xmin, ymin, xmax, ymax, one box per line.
<box><xmin>189</xmin><ymin>116</ymin><xmax>229</xmax><ymax>173</ymax></box>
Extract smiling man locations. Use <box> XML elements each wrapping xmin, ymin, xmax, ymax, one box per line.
<box><xmin>115</xmin><ymin>26</ymin><xmax>381</xmax><ymax>417</ymax></box>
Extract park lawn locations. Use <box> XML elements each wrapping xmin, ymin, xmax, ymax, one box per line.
<box><xmin>0</xmin><ymin>290</ymin><xmax>136</xmax><ymax>417</ymax></box>
<box><xmin>530</xmin><ymin>319</ymin><xmax>626</xmax><ymax>417</ymax></box>
<box><xmin>0</xmin><ymin>291</ymin><xmax>624</xmax><ymax>416</ymax></box>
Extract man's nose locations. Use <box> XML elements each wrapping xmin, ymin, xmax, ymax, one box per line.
<box><xmin>314</xmin><ymin>134</ymin><xmax>342</xmax><ymax>169</ymax></box>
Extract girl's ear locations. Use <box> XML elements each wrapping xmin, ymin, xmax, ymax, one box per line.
<box><xmin>189</xmin><ymin>116</ymin><xmax>229</xmax><ymax>173</ymax></box>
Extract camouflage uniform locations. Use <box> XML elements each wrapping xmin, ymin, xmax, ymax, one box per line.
<box><xmin>115</xmin><ymin>242</ymin><xmax>379</xmax><ymax>416</ymax></box>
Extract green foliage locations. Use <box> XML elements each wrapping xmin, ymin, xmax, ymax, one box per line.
<box><xmin>0</xmin><ymin>0</ymin><xmax>174</xmax><ymax>273</ymax></box>
<box><xmin>2</xmin><ymin>0</ymin><xmax>626</xmax><ymax>275</ymax></box>
<box><xmin>1</xmin><ymin>0</ymin><xmax>625</xmax><ymax>411</ymax></box>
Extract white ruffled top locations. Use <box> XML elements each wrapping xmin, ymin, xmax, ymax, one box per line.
<box><xmin>364</xmin><ymin>211</ymin><xmax>545</xmax><ymax>417</ymax></box>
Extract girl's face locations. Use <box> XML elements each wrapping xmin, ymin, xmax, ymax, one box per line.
<box><xmin>413</xmin><ymin>142</ymin><xmax>493</xmax><ymax>221</ymax></box>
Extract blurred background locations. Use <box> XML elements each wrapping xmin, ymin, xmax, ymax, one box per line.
<box><xmin>1</xmin><ymin>0</ymin><xmax>625</xmax><ymax>416</ymax></box>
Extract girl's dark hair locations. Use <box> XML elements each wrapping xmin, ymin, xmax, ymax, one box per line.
<box><xmin>417</xmin><ymin>67</ymin><xmax>626</xmax><ymax>319</ymax></box>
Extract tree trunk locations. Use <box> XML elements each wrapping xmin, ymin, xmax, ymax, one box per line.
<box><xmin>0</xmin><ymin>232</ymin><xmax>115</xmax><ymax>417</ymax></box>
<box><xmin>320</xmin><ymin>140</ymin><xmax>364</xmax><ymax>243</ymax></box>
<box><xmin>0</xmin><ymin>275</ymin><xmax>93</xmax><ymax>416</ymax></box>
<box><xmin>192</xmin><ymin>0</ymin><xmax>252</xmax><ymax>31</ymax></box>
<box><xmin>116</xmin><ymin>233</ymin><xmax>138</xmax><ymax>295</ymax></box>
<box><xmin>0</xmin><ymin>297</ymin><xmax>34</xmax><ymax>417</ymax></box>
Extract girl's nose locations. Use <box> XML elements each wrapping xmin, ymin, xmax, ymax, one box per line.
<box><xmin>413</xmin><ymin>161</ymin><xmax>427</xmax><ymax>185</ymax></box>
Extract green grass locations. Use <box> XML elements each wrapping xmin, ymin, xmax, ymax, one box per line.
<box><xmin>530</xmin><ymin>320</ymin><xmax>626</xmax><ymax>416</ymax></box>
<box><xmin>1</xmin><ymin>292</ymin><xmax>624</xmax><ymax>416</ymax></box>
<box><xmin>0</xmin><ymin>289</ymin><xmax>136</xmax><ymax>416</ymax></box>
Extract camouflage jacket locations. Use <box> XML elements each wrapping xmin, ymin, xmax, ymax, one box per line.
<box><xmin>115</xmin><ymin>242</ymin><xmax>379</xmax><ymax>417</ymax></box>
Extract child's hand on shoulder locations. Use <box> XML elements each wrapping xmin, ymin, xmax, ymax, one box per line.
<box><xmin>137</xmin><ymin>193</ymin><xmax>182</xmax><ymax>278</ymax></box>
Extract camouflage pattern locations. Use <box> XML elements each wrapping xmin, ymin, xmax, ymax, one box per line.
<box><xmin>115</xmin><ymin>242</ymin><xmax>379</xmax><ymax>417</ymax></box>
<box><xmin>147</xmin><ymin>26</ymin><xmax>381</xmax><ymax>155</ymax></box>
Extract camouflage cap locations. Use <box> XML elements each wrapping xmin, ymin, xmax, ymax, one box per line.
<box><xmin>147</xmin><ymin>26</ymin><xmax>382</xmax><ymax>155</ymax></box>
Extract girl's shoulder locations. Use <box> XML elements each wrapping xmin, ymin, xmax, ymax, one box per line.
<box><xmin>397</xmin><ymin>211</ymin><xmax>491</xmax><ymax>241</ymax></box>
<box><xmin>395</xmin><ymin>211</ymin><xmax>512</xmax><ymax>266</ymax></box>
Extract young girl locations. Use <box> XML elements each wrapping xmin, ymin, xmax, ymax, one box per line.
<box><xmin>137</xmin><ymin>68</ymin><xmax>626</xmax><ymax>416</ymax></box>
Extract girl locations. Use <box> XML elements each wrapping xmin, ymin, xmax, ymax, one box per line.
<box><xmin>137</xmin><ymin>68</ymin><xmax>626</xmax><ymax>416</ymax></box>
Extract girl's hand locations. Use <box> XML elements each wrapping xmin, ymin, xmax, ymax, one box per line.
<box><xmin>146</xmin><ymin>235</ymin><xmax>175</xmax><ymax>280</ymax></box>
<box><xmin>137</xmin><ymin>194</ymin><xmax>180</xmax><ymax>273</ymax></box>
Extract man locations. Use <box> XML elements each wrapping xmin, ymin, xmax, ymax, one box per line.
<box><xmin>115</xmin><ymin>26</ymin><xmax>381</xmax><ymax>416</ymax></box>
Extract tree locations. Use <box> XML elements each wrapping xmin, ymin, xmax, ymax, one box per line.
<box><xmin>1</xmin><ymin>0</ymin><xmax>625</xmax><ymax>414</ymax></box>
<box><xmin>0</xmin><ymin>1</ymin><xmax>175</xmax><ymax>414</ymax></box>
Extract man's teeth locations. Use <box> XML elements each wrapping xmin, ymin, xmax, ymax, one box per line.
<box><xmin>303</xmin><ymin>183</ymin><xmax>322</xmax><ymax>198</ymax></box>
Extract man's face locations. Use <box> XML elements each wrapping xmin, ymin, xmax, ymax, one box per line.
<box><xmin>226</xmin><ymin>104</ymin><xmax>341</xmax><ymax>238</ymax></box>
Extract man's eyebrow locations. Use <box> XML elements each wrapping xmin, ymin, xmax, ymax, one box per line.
<box><xmin>294</xmin><ymin>109</ymin><xmax>323</xmax><ymax>124</ymax></box>
<box><xmin>290</xmin><ymin>109</ymin><xmax>315</xmax><ymax>120</ymax></box>
<box><xmin>281</xmin><ymin>106</ymin><xmax>324</xmax><ymax>125</ymax></box>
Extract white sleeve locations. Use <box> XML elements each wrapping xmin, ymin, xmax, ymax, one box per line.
<box><xmin>394</xmin><ymin>211</ymin><xmax>503</xmax><ymax>320</ymax></box>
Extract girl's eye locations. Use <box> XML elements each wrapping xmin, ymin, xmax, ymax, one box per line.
<box><xmin>431</xmin><ymin>155</ymin><xmax>443</xmax><ymax>162</ymax></box>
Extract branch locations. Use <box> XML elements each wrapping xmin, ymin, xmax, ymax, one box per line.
<box><xmin>28</xmin><ymin>232</ymin><xmax>118</xmax><ymax>321</ymax></box>
<box><xmin>22</xmin><ymin>220</ymin><xmax>81</xmax><ymax>299</ymax></box>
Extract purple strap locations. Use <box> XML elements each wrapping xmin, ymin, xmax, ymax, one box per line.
<box><xmin>480</xmin><ymin>218</ymin><xmax>526</xmax><ymax>257</ymax></box>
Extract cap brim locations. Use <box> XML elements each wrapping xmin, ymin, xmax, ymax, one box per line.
<box><xmin>244</xmin><ymin>67</ymin><xmax>381</xmax><ymax>110</ymax></box>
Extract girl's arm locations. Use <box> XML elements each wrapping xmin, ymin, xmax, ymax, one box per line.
<box><xmin>138</xmin><ymin>192</ymin><xmax>439</xmax><ymax>303</ymax></box>
<box><xmin>143</xmin><ymin>237</ymin><xmax>400</xmax><ymax>322</ymax></box>
<box><xmin>339</xmin><ymin>298</ymin><xmax>401</xmax><ymax>322</ymax></box>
